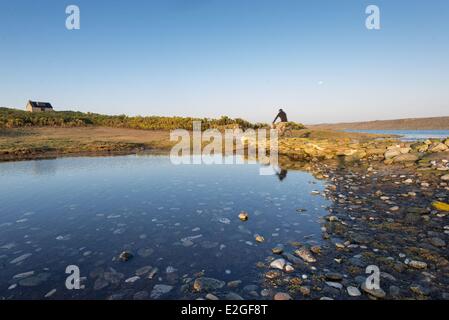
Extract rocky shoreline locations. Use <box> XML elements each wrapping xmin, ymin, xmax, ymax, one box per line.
<box><xmin>176</xmin><ymin>137</ymin><xmax>449</xmax><ymax>300</ymax></box>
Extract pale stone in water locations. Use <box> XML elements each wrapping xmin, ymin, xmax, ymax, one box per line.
<box><xmin>206</xmin><ymin>293</ymin><xmax>219</xmax><ymax>300</ymax></box>
<box><xmin>408</xmin><ymin>260</ymin><xmax>427</xmax><ymax>269</ymax></box>
<box><xmin>294</xmin><ymin>248</ymin><xmax>316</xmax><ymax>263</ymax></box>
<box><xmin>10</xmin><ymin>253</ymin><xmax>32</xmax><ymax>264</ymax></box>
<box><xmin>135</xmin><ymin>265</ymin><xmax>152</xmax><ymax>276</ymax></box>
<box><xmin>274</xmin><ymin>292</ymin><xmax>292</xmax><ymax>300</ymax></box>
<box><xmin>125</xmin><ymin>276</ymin><xmax>140</xmax><ymax>283</ymax></box>
<box><xmin>269</xmin><ymin>258</ymin><xmax>286</xmax><ymax>270</ymax></box>
<box><xmin>44</xmin><ymin>289</ymin><xmax>57</xmax><ymax>298</ymax></box>
<box><xmin>13</xmin><ymin>271</ymin><xmax>35</xmax><ymax>279</ymax></box>
<box><xmin>326</xmin><ymin>281</ymin><xmax>343</xmax><ymax>290</ymax></box>
<box><xmin>150</xmin><ymin>284</ymin><xmax>173</xmax><ymax>299</ymax></box>
<box><xmin>347</xmin><ymin>286</ymin><xmax>361</xmax><ymax>297</ymax></box>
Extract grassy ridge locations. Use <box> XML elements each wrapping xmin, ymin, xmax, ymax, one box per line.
<box><xmin>1</xmin><ymin>107</ymin><xmax>306</xmax><ymax>131</ymax></box>
<box><xmin>311</xmin><ymin>116</ymin><xmax>449</xmax><ymax>130</ymax></box>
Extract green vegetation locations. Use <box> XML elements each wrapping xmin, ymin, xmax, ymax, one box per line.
<box><xmin>0</xmin><ymin>107</ymin><xmax>307</xmax><ymax>131</ymax></box>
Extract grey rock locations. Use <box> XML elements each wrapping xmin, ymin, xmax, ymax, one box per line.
<box><xmin>347</xmin><ymin>286</ymin><xmax>361</xmax><ymax>297</ymax></box>
<box><xmin>193</xmin><ymin>277</ymin><xmax>225</xmax><ymax>292</ymax></box>
<box><xmin>150</xmin><ymin>284</ymin><xmax>173</xmax><ymax>299</ymax></box>
<box><xmin>361</xmin><ymin>282</ymin><xmax>386</xmax><ymax>299</ymax></box>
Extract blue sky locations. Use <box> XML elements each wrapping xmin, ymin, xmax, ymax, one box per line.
<box><xmin>1</xmin><ymin>0</ymin><xmax>448</xmax><ymax>123</ymax></box>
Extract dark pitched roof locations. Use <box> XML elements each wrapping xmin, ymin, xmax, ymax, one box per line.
<box><xmin>28</xmin><ymin>100</ymin><xmax>53</xmax><ymax>109</ymax></box>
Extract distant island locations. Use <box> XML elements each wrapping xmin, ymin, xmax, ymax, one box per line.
<box><xmin>311</xmin><ymin>116</ymin><xmax>449</xmax><ymax>130</ymax></box>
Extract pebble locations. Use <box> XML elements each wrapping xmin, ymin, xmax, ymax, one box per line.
<box><xmin>269</xmin><ymin>258</ymin><xmax>286</xmax><ymax>270</ymax></box>
<box><xmin>10</xmin><ymin>253</ymin><xmax>32</xmax><ymax>264</ymax></box>
<box><xmin>294</xmin><ymin>248</ymin><xmax>316</xmax><ymax>263</ymax></box>
<box><xmin>347</xmin><ymin>286</ymin><xmax>361</xmax><ymax>297</ymax></box>
<box><xmin>265</xmin><ymin>270</ymin><xmax>281</xmax><ymax>279</ymax></box>
<box><xmin>193</xmin><ymin>277</ymin><xmax>225</xmax><ymax>292</ymax></box>
<box><xmin>325</xmin><ymin>272</ymin><xmax>343</xmax><ymax>281</ymax></box>
<box><xmin>361</xmin><ymin>282</ymin><xmax>386</xmax><ymax>299</ymax></box>
<box><xmin>274</xmin><ymin>292</ymin><xmax>292</xmax><ymax>300</ymax></box>
<box><xmin>44</xmin><ymin>289</ymin><xmax>57</xmax><ymax>298</ymax></box>
<box><xmin>225</xmin><ymin>292</ymin><xmax>244</xmax><ymax>300</ymax></box>
<box><xmin>133</xmin><ymin>291</ymin><xmax>149</xmax><ymax>300</ymax></box>
<box><xmin>206</xmin><ymin>293</ymin><xmax>219</xmax><ymax>300</ymax></box>
<box><xmin>135</xmin><ymin>266</ymin><xmax>153</xmax><ymax>276</ymax></box>
<box><xmin>13</xmin><ymin>271</ymin><xmax>35</xmax><ymax>279</ymax></box>
<box><xmin>125</xmin><ymin>276</ymin><xmax>140</xmax><ymax>283</ymax></box>
<box><xmin>325</xmin><ymin>281</ymin><xmax>343</xmax><ymax>290</ymax></box>
<box><xmin>408</xmin><ymin>260</ymin><xmax>428</xmax><ymax>269</ymax></box>
<box><xmin>227</xmin><ymin>280</ymin><xmax>242</xmax><ymax>288</ymax></box>
<box><xmin>238</xmin><ymin>212</ymin><xmax>249</xmax><ymax>221</ymax></box>
<box><xmin>150</xmin><ymin>284</ymin><xmax>173</xmax><ymax>299</ymax></box>
<box><xmin>299</xmin><ymin>286</ymin><xmax>311</xmax><ymax>296</ymax></box>
<box><xmin>410</xmin><ymin>284</ymin><xmax>430</xmax><ymax>296</ymax></box>
<box><xmin>260</xmin><ymin>289</ymin><xmax>272</xmax><ymax>297</ymax></box>
<box><xmin>429</xmin><ymin>237</ymin><xmax>446</xmax><ymax>247</ymax></box>
<box><xmin>118</xmin><ymin>251</ymin><xmax>133</xmax><ymax>262</ymax></box>
<box><xmin>272</xmin><ymin>247</ymin><xmax>284</xmax><ymax>254</ymax></box>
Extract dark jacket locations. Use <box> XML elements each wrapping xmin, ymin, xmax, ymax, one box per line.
<box><xmin>273</xmin><ymin>110</ymin><xmax>288</xmax><ymax>123</ymax></box>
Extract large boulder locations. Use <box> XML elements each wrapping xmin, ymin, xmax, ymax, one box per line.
<box><xmin>429</xmin><ymin>143</ymin><xmax>448</xmax><ymax>153</ymax></box>
<box><xmin>393</xmin><ymin>153</ymin><xmax>419</xmax><ymax>163</ymax></box>
<box><xmin>384</xmin><ymin>148</ymin><xmax>402</xmax><ymax>160</ymax></box>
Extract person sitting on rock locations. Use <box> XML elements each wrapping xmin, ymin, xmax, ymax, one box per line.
<box><xmin>272</xmin><ymin>108</ymin><xmax>288</xmax><ymax>136</ymax></box>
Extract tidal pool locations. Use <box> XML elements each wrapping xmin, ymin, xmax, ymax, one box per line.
<box><xmin>0</xmin><ymin>155</ymin><xmax>330</xmax><ymax>299</ymax></box>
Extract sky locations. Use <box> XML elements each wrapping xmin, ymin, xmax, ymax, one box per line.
<box><xmin>0</xmin><ymin>0</ymin><xmax>448</xmax><ymax>124</ymax></box>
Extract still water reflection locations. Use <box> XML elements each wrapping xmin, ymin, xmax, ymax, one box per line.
<box><xmin>0</xmin><ymin>155</ymin><xmax>329</xmax><ymax>299</ymax></box>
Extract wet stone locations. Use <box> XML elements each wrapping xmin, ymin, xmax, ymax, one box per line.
<box><xmin>325</xmin><ymin>281</ymin><xmax>343</xmax><ymax>290</ymax></box>
<box><xmin>137</xmin><ymin>248</ymin><xmax>154</xmax><ymax>258</ymax></box>
<box><xmin>227</xmin><ymin>280</ymin><xmax>242</xmax><ymax>288</ymax></box>
<box><xmin>408</xmin><ymin>260</ymin><xmax>428</xmax><ymax>269</ymax></box>
<box><xmin>325</xmin><ymin>272</ymin><xmax>343</xmax><ymax>281</ymax></box>
<box><xmin>270</xmin><ymin>258</ymin><xmax>286</xmax><ymax>270</ymax></box>
<box><xmin>429</xmin><ymin>237</ymin><xmax>446</xmax><ymax>247</ymax></box>
<box><xmin>347</xmin><ymin>286</ymin><xmax>361</xmax><ymax>297</ymax></box>
<box><xmin>206</xmin><ymin>293</ymin><xmax>219</xmax><ymax>300</ymax></box>
<box><xmin>118</xmin><ymin>251</ymin><xmax>133</xmax><ymax>262</ymax></box>
<box><xmin>361</xmin><ymin>282</ymin><xmax>386</xmax><ymax>299</ymax></box>
<box><xmin>294</xmin><ymin>248</ymin><xmax>316</xmax><ymax>263</ymax></box>
<box><xmin>225</xmin><ymin>292</ymin><xmax>244</xmax><ymax>300</ymax></box>
<box><xmin>135</xmin><ymin>265</ymin><xmax>153</xmax><ymax>276</ymax></box>
<box><xmin>193</xmin><ymin>277</ymin><xmax>225</xmax><ymax>292</ymax></box>
<box><xmin>10</xmin><ymin>253</ymin><xmax>32</xmax><ymax>264</ymax></box>
<box><xmin>238</xmin><ymin>212</ymin><xmax>249</xmax><ymax>221</ymax></box>
<box><xmin>133</xmin><ymin>291</ymin><xmax>149</xmax><ymax>300</ymax></box>
<box><xmin>272</xmin><ymin>247</ymin><xmax>284</xmax><ymax>255</ymax></box>
<box><xmin>150</xmin><ymin>284</ymin><xmax>173</xmax><ymax>299</ymax></box>
<box><xmin>18</xmin><ymin>273</ymin><xmax>50</xmax><ymax>287</ymax></box>
<box><xmin>265</xmin><ymin>270</ymin><xmax>281</xmax><ymax>280</ymax></box>
<box><xmin>274</xmin><ymin>292</ymin><xmax>292</xmax><ymax>300</ymax></box>
<box><xmin>93</xmin><ymin>278</ymin><xmax>109</xmax><ymax>290</ymax></box>
<box><xmin>410</xmin><ymin>284</ymin><xmax>431</xmax><ymax>296</ymax></box>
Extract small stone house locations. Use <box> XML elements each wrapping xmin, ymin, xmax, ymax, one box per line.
<box><xmin>26</xmin><ymin>100</ymin><xmax>54</xmax><ymax>112</ymax></box>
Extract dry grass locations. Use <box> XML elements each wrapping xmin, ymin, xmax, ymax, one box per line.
<box><xmin>0</xmin><ymin>127</ymin><xmax>174</xmax><ymax>161</ymax></box>
<box><xmin>0</xmin><ymin>126</ymin><xmax>388</xmax><ymax>162</ymax></box>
